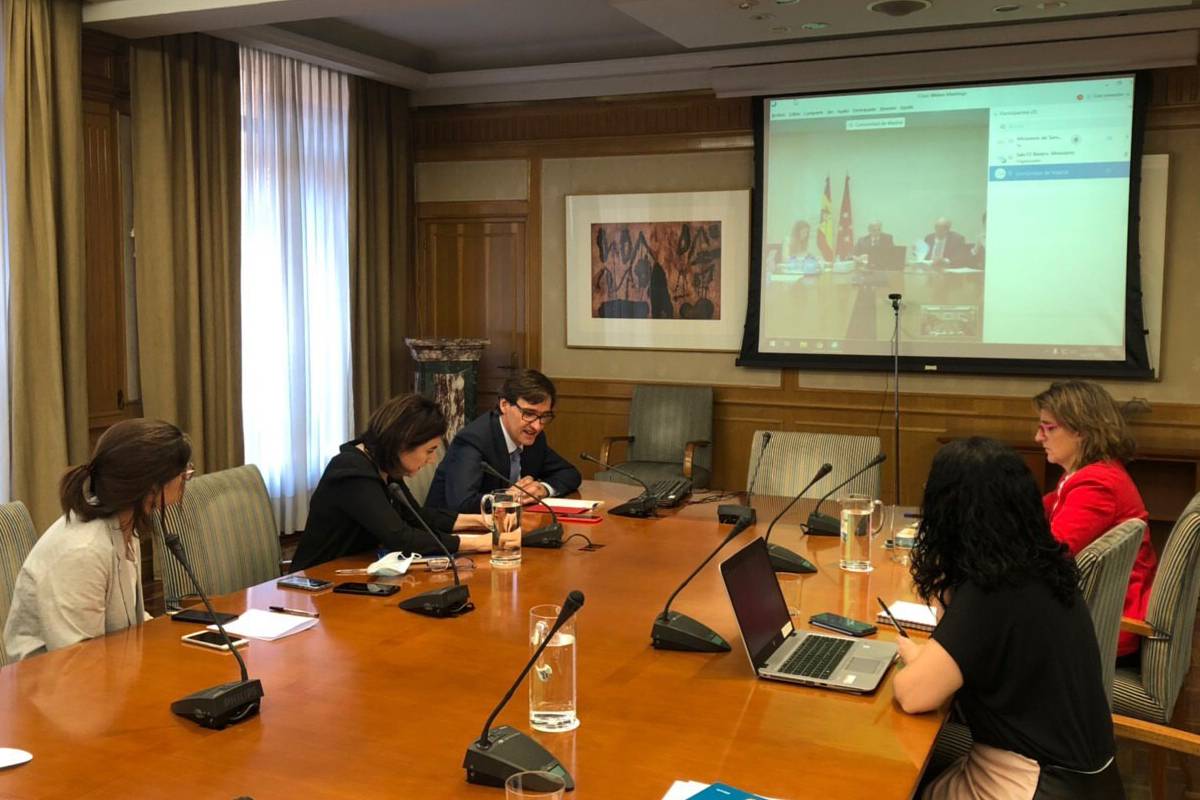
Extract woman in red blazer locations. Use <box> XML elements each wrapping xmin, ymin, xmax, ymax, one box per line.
<box><xmin>1035</xmin><ymin>380</ymin><xmax>1157</xmax><ymax>658</ymax></box>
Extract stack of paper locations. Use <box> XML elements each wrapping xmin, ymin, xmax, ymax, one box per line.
<box><xmin>877</xmin><ymin>600</ymin><xmax>939</xmax><ymax>633</ymax></box>
<box><xmin>207</xmin><ymin>609</ymin><xmax>318</xmax><ymax>641</ymax></box>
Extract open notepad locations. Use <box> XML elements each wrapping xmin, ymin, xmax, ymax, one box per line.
<box><xmin>877</xmin><ymin>601</ymin><xmax>940</xmax><ymax>633</ymax></box>
<box><xmin>207</xmin><ymin>609</ymin><xmax>318</xmax><ymax>641</ymax></box>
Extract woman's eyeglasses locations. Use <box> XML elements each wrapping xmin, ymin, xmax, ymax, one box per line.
<box><xmin>1036</xmin><ymin>422</ymin><xmax>1059</xmax><ymax>436</ymax></box>
<box><xmin>415</xmin><ymin>556</ymin><xmax>475</xmax><ymax>573</ymax></box>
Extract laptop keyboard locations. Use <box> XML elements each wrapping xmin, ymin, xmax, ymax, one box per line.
<box><xmin>778</xmin><ymin>635</ymin><xmax>854</xmax><ymax>680</ymax></box>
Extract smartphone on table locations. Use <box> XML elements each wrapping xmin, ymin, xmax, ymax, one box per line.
<box><xmin>276</xmin><ymin>575</ymin><xmax>333</xmax><ymax>592</ymax></box>
<box><xmin>181</xmin><ymin>630</ymin><xmax>249</xmax><ymax>651</ymax></box>
<box><xmin>333</xmin><ymin>582</ymin><xmax>400</xmax><ymax>596</ymax></box>
<box><xmin>809</xmin><ymin>612</ymin><xmax>877</xmax><ymax>637</ymax></box>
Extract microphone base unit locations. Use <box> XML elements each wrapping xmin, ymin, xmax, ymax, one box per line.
<box><xmin>767</xmin><ymin>543</ymin><xmax>818</xmax><ymax>574</ymax></box>
<box><xmin>522</xmin><ymin>523</ymin><xmax>564</xmax><ymax>549</ymax></box>
<box><xmin>171</xmin><ymin>679</ymin><xmax>264</xmax><ymax>730</ymax></box>
<box><xmin>805</xmin><ymin>511</ymin><xmax>841</xmax><ymax>537</ymax></box>
<box><xmin>608</xmin><ymin>497</ymin><xmax>658</xmax><ymax>519</ymax></box>
<box><xmin>717</xmin><ymin>504</ymin><xmax>756</xmax><ymax>526</ymax></box>
<box><xmin>464</xmin><ymin>725</ymin><xmax>575</xmax><ymax>790</ymax></box>
<box><xmin>651</xmin><ymin>610</ymin><xmax>731</xmax><ymax>652</ymax></box>
<box><xmin>399</xmin><ymin>584</ymin><xmax>472</xmax><ymax>618</ymax></box>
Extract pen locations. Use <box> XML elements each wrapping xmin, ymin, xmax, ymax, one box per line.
<box><xmin>877</xmin><ymin>597</ymin><xmax>909</xmax><ymax>639</ymax></box>
<box><xmin>269</xmin><ymin>605</ymin><xmax>319</xmax><ymax>618</ymax></box>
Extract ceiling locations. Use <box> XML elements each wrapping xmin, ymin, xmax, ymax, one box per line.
<box><xmin>83</xmin><ymin>0</ymin><xmax>1200</xmax><ymax>104</ymax></box>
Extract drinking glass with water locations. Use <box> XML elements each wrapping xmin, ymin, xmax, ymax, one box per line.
<box><xmin>482</xmin><ymin>490</ymin><xmax>523</xmax><ymax>567</ymax></box>
<box><xmin>839</xmin><ymin>493</ymin><xmax>888</xmax><ymax>572</ymax></box>
<box><xmin>529</xmin><ymin>603</ymin><xmax>579</xmax><ymax>733</ymax></box>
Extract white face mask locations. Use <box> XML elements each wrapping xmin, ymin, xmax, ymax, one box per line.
<box><xmin>366</xmin><ymin>552</ymin><xmax>415</xmax><ymax>577</ymax></box>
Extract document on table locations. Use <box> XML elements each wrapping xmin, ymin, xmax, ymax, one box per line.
<box><xmin>529</xmin><ymin>498</ymin><xmax>604</xmax><ymax>513</ymax></box>
<box><xmin>661</xmin><ymin>780</ymin><xmax>780</xmax><ymax>800</ymax></box>
<box><xmin>207</xmin><ymin>608</ymin><xmax>318</xmax><ymax>641</ymax></box>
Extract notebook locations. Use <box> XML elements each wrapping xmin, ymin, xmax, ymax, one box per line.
<box><xmin>876</xmin><ymin>600</ymin><xmax>939</xmax><ymax>633</ymax></box>
<box><xmin>528</xmin><ymin>498</ymin><xmax>603</xmax><ymax>513</ymax></box>
<box><xmin>208</xmin><ymin>609</ymin><xmax>318</xmax><ymax>641</ymax></box>
<box><xmin>720</xmin><ymin>537</ymin><xmax>897</xmax><ymax>694</ymax></box>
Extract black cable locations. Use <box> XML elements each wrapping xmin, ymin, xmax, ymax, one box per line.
<box><xmin>562</xmin><ymin>532</ymin><xmax>595</xmax><ymax>548</ymax></box>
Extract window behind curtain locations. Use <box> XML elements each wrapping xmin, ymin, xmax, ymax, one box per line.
<box><xmin>0</xmin><ymin>28</ymin><xmax>10</xmax><ymax>504</ymax></box>
<box><xmin>239</xmin><ymin>47</ymin><xmax>352</xmax><ymax>533</ymax></box>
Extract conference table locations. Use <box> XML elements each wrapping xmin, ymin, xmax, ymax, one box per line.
<box><xmin>0</xmin><ymin>482</ymin><xmax>945</xmax><ymax>799</ymax></box>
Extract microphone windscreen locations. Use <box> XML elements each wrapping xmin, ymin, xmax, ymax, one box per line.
<box><xmin>564</xmin><ymin>590</ymin><xmax>585</xmax><ymax>615</ymax></box>
<box><xmin>871</xmin><ymin>452</ymin><xmax>887</xmax><ymax>466</ymax></box>
<box><xmin>817</xmin><ymin>462</ymin><xmax>833</xmax><ymax>477</ymax></box>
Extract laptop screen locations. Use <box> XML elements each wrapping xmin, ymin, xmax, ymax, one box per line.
<box><xmin>720</xmin><ymin>538</ymin><xmax>793</xmax><ymax>667</ymax></box>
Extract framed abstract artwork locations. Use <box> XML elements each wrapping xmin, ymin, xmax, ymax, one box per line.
<box><xmin>564</xmin><ymin>190</ymin><xmax>750</xmax><ymax>350</ymax></box>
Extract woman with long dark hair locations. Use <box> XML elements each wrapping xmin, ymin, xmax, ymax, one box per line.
<box><xmin>290</xmin><ymin>394</ymin><xmax>495</xmax><ymax>572</ymax></box>
<box><xmin>894</xmin><ymin>437</ymin><xmax>1123</xmax><ymax>799</ymax></box>
<box><xmin>4</xmin><ymin>419</ymin><xmax>193</xmax><ymax>661</ymax></box>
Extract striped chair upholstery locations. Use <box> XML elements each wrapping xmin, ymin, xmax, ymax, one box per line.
<box><xmin>154</xmin><ymin>465</ymin><xmax>282</xmax><ymax>605</ymax></box>
<box><xmin>748</xmin><ymin>431</ymin><xmax>881</xmax><ymax>498</ymax></box>
<box><xmin>1077</xmin><ymin>518</ymin><xmax>1146</xmax><ymax>707</ymax></box>
<box><xmin>594</xmin><ymin>385</ymin><xmax>713</xmax><ymax>489</ymax></box>
<box><xmin>0</xmin><ymin>502</ymin><xmax>38</xmax><ymax>668</ymax></box>
<box><xmin>924</xmin><ymin>518</ymin><xmax>1144</xmax><ymax>774</ymax></box>
<box><xmin>1112</xmin><ymin>491</ymin><xmax>1200</xmax><ymax>724</ymax></box>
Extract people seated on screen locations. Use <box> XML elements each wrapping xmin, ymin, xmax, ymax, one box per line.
<box><xmin>922</xmin><ymin>217</ymin><xmax>969</xmax><ymax>268</ymax></box>
<box><xmin>893</xmin><ymin>437</ymin><xmax>1123</xmax><ymax>798</ymax></box>
<box><xmin>426</xmin><ymin>369</ymin><xmax>582</xmax><ymax>514</ymax></box>
<box><xmin>853</xmin><ymin>220</ymin><xmax>895</xmax><ymax>262</ymax></box>
<box><xmin>290</xmin><ymin>394</ymin><xmax>496</xmax><ymax>572</ymax></box>
<box><xmin>778</xmin><ymin>219</ymin><xmax>821</xmax><ymax>275</ymax></box>
<box><xmin>3</xmin><ymin>419</ymin><xmax>193</xmax><ymax>661</ymax></box>
<box><xmin>1035</xmin><ymin>380</ymin><xmax>1156</xmax><ymax>660</ymax></box>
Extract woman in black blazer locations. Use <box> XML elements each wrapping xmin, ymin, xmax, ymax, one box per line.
<box><xmin>290</xmin><ymin>394</ymin><xmax>500</xmax><ymax>571</ymax></box>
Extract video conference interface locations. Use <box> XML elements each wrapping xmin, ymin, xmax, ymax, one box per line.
<box><xmin>755</xmin><ymin>75</ymin><xmax>1136</xmax><ymax>362</ymax></box>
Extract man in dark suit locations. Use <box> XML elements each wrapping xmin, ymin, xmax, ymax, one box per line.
<box><xmin>426</xmin><ymin>369</ymin><xmax>582</xmax><ymax>514</ymax></box>
<box><xmin>923</xmin><ymin>217</ymin><xmax>969</xmax><ymax>267</ymax></box>
<box><xmin>853</xmin><ymin>220</ymin><xmax>894</xmax><ymax>260</ymax></box>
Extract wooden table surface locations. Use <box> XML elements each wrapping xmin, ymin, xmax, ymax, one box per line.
<box><xmin>0</xmin><ymin>482</ymin><xmax>943</xmax><ymax>800</ymax></box>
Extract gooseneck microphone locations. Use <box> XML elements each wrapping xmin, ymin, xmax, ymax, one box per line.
<box><xmin>388</xmin><ymin>482</ymin><xmax>472</xmax><ymax>617</ymax></box>
<box><xmin>761</xmin><ymin>463</ymin><xmax>833</xmax><ymax>574</ymax></box>
<box><xmin>162</xmin><ymin>510</ymin><xmax>264</xmax><ymax>730</ymax></box>
<box><xmin>805</xmin><ymin>453</ymin><xmax>887</xmax><ymax>536</ymax></box>
<box><xmin>480</xmin><ymin>462</ymin><xmax>563</xmax><ymax>548</ymax></box>
<box><xmin>652</xmin><ymin>514</ymin><xmax>754</xmax><ymax>652</ymax></box>
<box><xmin>579</xmin><ymin>451</ymin><xmax>659</xmax><ymax>519</ymax></box>
<box><xmin>718</xmin><ymin>431</ymin><xmax>772</xmax><ymax>525</ymax></box>
<box><xmin>464</xmin><ymin>590</ymin><xmax>585</xmax><ymax>789</ymax></box>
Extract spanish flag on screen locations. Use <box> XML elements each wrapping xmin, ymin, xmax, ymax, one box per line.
<box><xmin>817</xmin><ymin>176</ymin><xmax>835</xmax><ymax>262</ymax></box>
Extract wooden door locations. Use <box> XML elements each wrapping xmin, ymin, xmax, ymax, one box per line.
<box><xmin>415</xmin><ymin>200</ymin><xmax>533</xmax><ymax>412</ymax></box>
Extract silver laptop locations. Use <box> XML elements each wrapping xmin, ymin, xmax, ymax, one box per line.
<box><xmin>720</xmin><ymin>538</ymin><xmax>897</xmax><ymax>693</ymax></box>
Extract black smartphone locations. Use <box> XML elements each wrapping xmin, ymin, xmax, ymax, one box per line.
<box><xmin>809</xmin><ymin>612</ymin><xmax>877</xmax><ymax>637</ymax></box>
<box><xmin>170</xmin><ymin>608</ymin><xmax>239</xmax><ymax>625</ymax></box>
<box><xmin>333</xmin><ymin>582</ymin><xmax>400</xmax><ymax>596</ymax></box>
<box><xmin>277</xmin><ymin>575</ymin><xmax>334</xmax><ymax>592</ymax></box>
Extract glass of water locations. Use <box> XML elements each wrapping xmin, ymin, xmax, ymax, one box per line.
<box><xmin>482</xmin><ymin>490</ymin><xmax>522</xmax><ymax>567</ymax></box>
<box><xmin>505</xmin><ymin>770</ymin><xmax>566</xmax><ymax>800</ymax></box>
<box><xmin>529</xmin><ymin>603</ymin><xmax>578</xmax><ymax>733</ymax></box>
<box><xmin>839</xmin><ymin>493</ymin><xmax>887</xmax><ymax>573</ymax></box>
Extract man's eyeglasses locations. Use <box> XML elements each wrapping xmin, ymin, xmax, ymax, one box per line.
<box><xmin>513</xmin><ymin>403</ymin><xmax>556</xmax><ymax>425</ymax></box>
<box><xmin>1036</xmin><ymin>422</ymin><xmax>1059</xmax><ymax>436</ymax></box>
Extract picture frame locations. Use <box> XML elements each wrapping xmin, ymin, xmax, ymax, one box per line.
<box><xmin>565</xmin><ymin>190</ymin><xmax>750</xmax><ymax>351</ymax></box>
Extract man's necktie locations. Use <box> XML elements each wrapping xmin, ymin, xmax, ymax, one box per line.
<box><xmin>509</xmin><ymin>448</ymin><xmax>522</xmax><ymax>483</ymax></box>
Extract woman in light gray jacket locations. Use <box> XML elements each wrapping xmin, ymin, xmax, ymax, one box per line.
<box><xmin>4</xmin><ymin>419</ymin><xmax>192</xmax><ymax>661</ymax></box>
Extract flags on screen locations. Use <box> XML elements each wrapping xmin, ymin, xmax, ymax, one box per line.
<box><xmin>836</xmin><ymin>175</ymin><xmax>854</xmax><ymax>260</ymax></box>
<box><xmin>817</xmin><ymin>176</ymin><xmax>835</xmax><ymax>261</ymax></box>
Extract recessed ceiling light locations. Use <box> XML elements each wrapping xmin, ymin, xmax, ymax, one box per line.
<box><xmin>993</xmin><ymin>3</ymin><xmax>1022</xmax><ymax>11</ymax></box>
<box><xmin>771</xmin><ymin>25</ymin><xmax>792</xmax><ymax>33</ymax></box>
<box><xmin>867</xmin><ymin>0</ymin><xmax>932</xmax><ymax>17</ymax></box>
<box><xmin>775</xmin><ymin>0</ymin><xmax>800</xmax><ymax>4</ymax></box>
<box><xmin>801</xmin><ymin>21</ymin><xmax>831</xmax><ymax>30</ymax></box>
<box><xmin>1037</xmin><ymin>0</ymin><xmax>1068</xmax><ymax>7</ymax></box>
<box><xmin>751</xmin><ymin>12</ymin><xmax>774</xmax><ymax>20</ymax></box>
<box><xmin>737</xmin><ymin>0</ymin><xmax>757</xmax><ymax>9</ymax></box>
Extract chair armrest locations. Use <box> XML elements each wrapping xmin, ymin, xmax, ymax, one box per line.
<box><xmin>682</xmin><ymin>440</ymin><xmax>712</xmax><ymax>480</ymax></box>
<box><xmin>1113</xmin><ymin>714</ymin><xmax>1200</xmax><ymax>756</ymax></box>
<box><xmin>1121</xmin><ymin>616</ymin><xmax>1169</xmax><ymax>640</ymax></box>
<box><xmin>600</xmin><ymin>435</ymin><xmax>635</xmax><ymax>466</ymax></box>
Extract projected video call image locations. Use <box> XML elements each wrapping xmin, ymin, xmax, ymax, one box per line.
<box><xmin>751</xmin><ymin>76</ymin><xmax>1136</xmax><ymax>363</ymax></box>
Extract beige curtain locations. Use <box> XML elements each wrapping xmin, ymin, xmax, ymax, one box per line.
<box><xmin>348</xmin><ymin>77</ymin><xmax>411</xmax><ymax>430</ymax></box>
<box><xmin>4</xmin><ymin>0</ymin><xmax>89</xmax><ymax>530</ymax></box>
<box><xmin>131</xmin><ymin>34</ymin><xmax>242</xmax><ymax>473</ymax></box>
